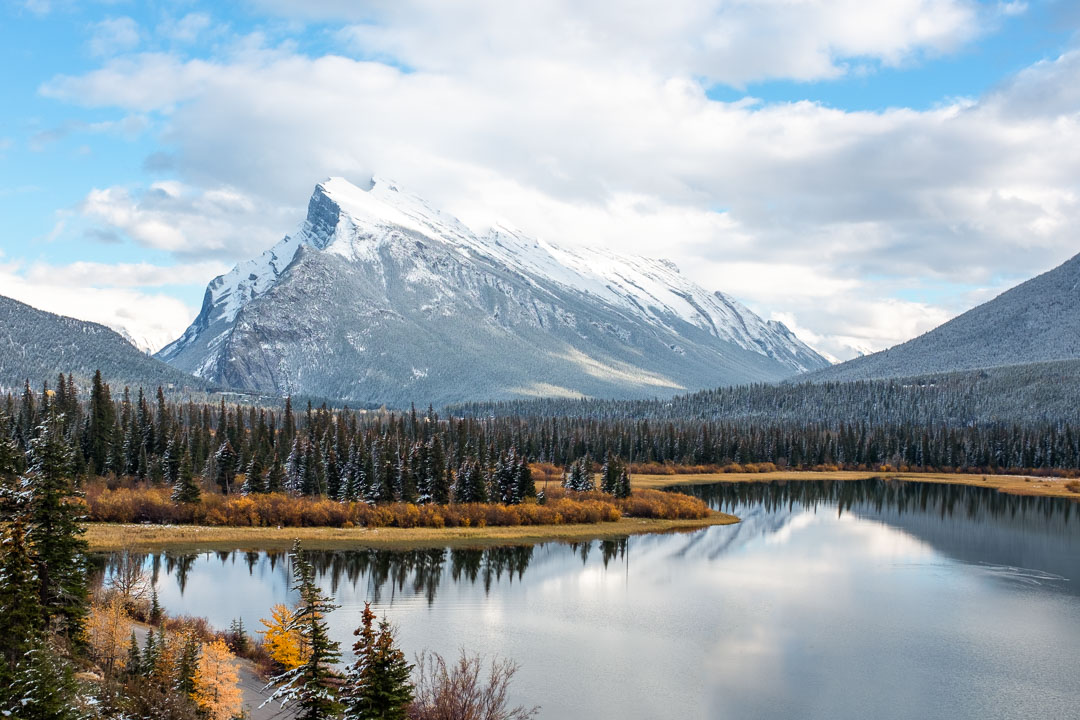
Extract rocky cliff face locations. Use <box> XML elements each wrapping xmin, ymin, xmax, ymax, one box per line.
<box><xmin>158</xmin><ymin>177</ymin><xmax>829</xmax><ymax>405</ymax></box>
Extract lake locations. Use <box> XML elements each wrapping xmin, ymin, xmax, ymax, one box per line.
<box><xmin>98</xmin><ymin>479</ymin><xmax>1080</xmax><ymax>719</ymax></box>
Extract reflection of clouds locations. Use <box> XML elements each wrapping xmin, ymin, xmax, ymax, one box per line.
<box><xmin>130</xmin><ymin>504</ymin><xmax>1080</xmax><ymax>720</ymax></box>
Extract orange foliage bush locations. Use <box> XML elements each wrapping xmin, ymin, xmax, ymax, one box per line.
<box><xmin>84</xmin><ymin>482</ymin><xmax>702</xmax><ymax>528</ymax></box>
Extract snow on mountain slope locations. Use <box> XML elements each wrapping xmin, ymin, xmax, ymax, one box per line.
<box><xmin>158</xmin><ymin>177</ymin><xmax>828</xmax><ymax>405</ymax></box>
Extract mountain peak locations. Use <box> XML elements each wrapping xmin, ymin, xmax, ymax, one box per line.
<box><xmin>158</xmin><ymin>177</ymin><xmax>829</xmax><ymax>404</ymax></box>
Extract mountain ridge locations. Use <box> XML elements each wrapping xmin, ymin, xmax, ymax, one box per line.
<box><xmin>0</xmin><ymin>293</ymin><xmax>210</xmax><ymax>393</ymax></box>
<box><xmin>805</xmin><ymin>251</ymin><xmax>1080</xmax><ymax>382</ymax></box>
<box><xmin>158</xmin><ymin>176</ymin><xmax>829</xmax><ymax>405</ymax></box>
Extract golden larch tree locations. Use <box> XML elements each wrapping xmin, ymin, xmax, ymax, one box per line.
<box><xmin>259</xmin><ymin>603</ymin><xmax>309</xmax><ymax>669</ymax></box>
<box><xmin>192</xmin><ymin>639</ymin><xmax>243</xmax><ymax>720</ymax></box>
<box><xmin>86</xmin><ymin>594</ymin><xmax>132</xmax><ymax>672</ymax></box>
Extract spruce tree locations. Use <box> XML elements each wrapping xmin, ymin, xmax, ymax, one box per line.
<box><xmin>214</xmin><ymin>441</ymin><xmax>238</xmax><ymax>494</ymax></box>
<box><xmin>265</xmin><ymin>541</ymin><xmax>342</xmax><ymax>719</ymax></box>
<box><xmin>87</xmin><ymin>370</ymin><xmax>114</xmax><ymax>476</ymax></box>
<box><xmin>266</xmin><ymin>454</ymin><xmax>286</xmax><ymax>494</ymax></box>
<box><xmin>125</xmin><ymin>631</ymin><xmax>141</xmax><ymax>678</ymax></box>
<box><xmin>2</xmin><ymin>642</ymin><xmax>89</xmax><ymax>720</ymax></box>
<box><xmin>0</xmin><ymin>520</ymin><xmax>42</xmax><ymax>685</ymax></box>
<box><xmin>24</xmin><ymin>414</ymin><xmax>88</xmax><ymax>642</ymax></box>
<box><xmin>243</xmin><ymin>454</ymin><xmax>266</xmax><ymax>495</ymax></box>
<box><xmin>516</xmin><ymin>458</ymin><xmax>536</xmax><ymax>501</ymax></box>
<box><xmin>341</xmin><ymin>603</ymin><xmax>414</xmax><ymax>720</ymax></box>
<box><xmin>172</xmin><ymin>447</ymin><xmax>201</xmax><ymax>504</ymax></box>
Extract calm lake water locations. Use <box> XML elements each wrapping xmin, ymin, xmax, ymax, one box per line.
<box><xmin>99</xmin><ymin>479</ymin><xmax>1080</xmax><ymax>719</ymax></box>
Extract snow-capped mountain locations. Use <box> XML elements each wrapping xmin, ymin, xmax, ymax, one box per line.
<box><xmin>157</xmin><ymin>177</ymin><xmax>828</xmax><ymax>405</ymax></box>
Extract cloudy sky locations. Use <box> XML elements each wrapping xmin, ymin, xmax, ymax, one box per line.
<box><xmin>1</xmin><ymin>0</ymin><xmax>1078</xmax><ymax>358</ymax></box>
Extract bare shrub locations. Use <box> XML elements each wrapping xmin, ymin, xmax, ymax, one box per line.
<box><xmin>409</xmin><ymin>651</ymin><xmax>539</xmax><ymax>720</ymax></box>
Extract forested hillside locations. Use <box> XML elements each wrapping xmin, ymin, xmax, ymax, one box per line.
<box><xmin>453</xmin><ymin>360</ymin><xmax>1080</xmax><ymax>427</ymax></box>
<box><xmin>0</xmin><ymin>294</ymin><xmax>210</xmax><ymax>394</ymax></box>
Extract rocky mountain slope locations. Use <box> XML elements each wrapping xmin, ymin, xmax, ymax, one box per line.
<box><xmin>807</xmin><ymin>251</ymin><xmax>1080</xmax><ymax>382</ymax></box>
<box><xmin>0</xmin><ymin>294</ymin><xmax>209</xmax><ymax>393</ymax></box>
<box><xmin>158</xmin><ymin>177</ymin><xmax>828</xmax><ymax>405</ymax></box>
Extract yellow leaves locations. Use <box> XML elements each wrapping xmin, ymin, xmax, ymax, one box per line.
<box><xmin>192</xmin><ymin>639</ymin><xmax>243</xmax><ymax>720</ymax></box>
<box><xmin>87</xmin><ymin>594</ymin><xmax>132</xmax><ymax>672</ymax></box>
<box><xmin>259</xmin><ymin>603</ymin><xmax>310</xmax><ymax>670</ymax></box>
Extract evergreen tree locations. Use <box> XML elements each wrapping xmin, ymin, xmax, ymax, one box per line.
<box><xmin>125</xmin><ymin>631</ymin><xmax>141</xmax><ymax>678</ymax></box>
<box><xmin>86</xmin><ymin>370</ymin><xmax>114</xmax><ymax>475</ymax></box>
<box><xmin>2</xmin><ymin>643</ymin><xmax>89</xmax><ymax>720</ymax></box>
<box><xmin>428</xmin><ymin>436</ymin><xmax>450</xmax><ymax>505</ymax></box>
<box><xmin>213</xmin><ymin>441</ymin><xmax>238</xmax><ymax>494</ymax></box>
<box><xmin>175</xmin><ymin>633</ymin><xmax>200</xmax><ymax>696</ymax></box>
<box><xmin>516</xmin><ymin>457</ymin><xmax>536</xmax><ymax>501</ymax></box>
<box><xmin>172</xmin><ymin>447</ymin><xmax>201</xmax><ymax>504</ymax></box>
<box><xmin>266</xmin><ymin>454</ymin><xmax>286</xmax><ymax>494</ymax></box>
<box><xmin>265</xmin><ymin>541</ymin><xmax>342</xmax><ymax>719</ymax></box>
<box><xmin>341</xmin><ymin>603</ymin><xmax>414</xmax><ymax>720</ymax></box>
<box><xmin>149</xmin><ymin>587</ymin><xmax>163</xmax><ymax>625</ymax></box>
<box><xmin>243</xmin><ymin>453</ymin><xmax>266</xmax><ymax>495</ymax></box>
<box><xmin>0</xmin><ymin>520</ymin><xmax>42</xmax><ymax>684</ymax></box>
<box><xmin>24</xmin><ymin>414</ymin><xmax>88</xmax><ymax>642</ymax></box>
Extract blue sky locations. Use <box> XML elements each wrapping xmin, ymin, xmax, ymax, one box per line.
<box><xmin>1</xmin><ymin>0</ymin><xmax>1078</xmax><ymax>357</ymax></box>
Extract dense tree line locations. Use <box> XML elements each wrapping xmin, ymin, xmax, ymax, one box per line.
<box><xmin>4</xmin><ymin>370</ymin><xmax>1080</xmax><ymax>509</ymax></box>
<box><xmin>454</xmin><ymin>360</ymin><xmax>1080</xmax><ymax>427</ymax></box>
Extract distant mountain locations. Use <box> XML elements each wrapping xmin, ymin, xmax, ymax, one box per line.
<box><xmin>807</xmin><ymin>252</ymin><xmax>1080</xmax><ymax>382</ymax></box>
<box><xmin>0</xmin><ymin>294</ymin><xmax>209</xmax><ymax>394</ymax></box>
<box><xmin>158</xmin><ymin>177</ymin><xmax>828</xmax><ymax>406</ymax></box>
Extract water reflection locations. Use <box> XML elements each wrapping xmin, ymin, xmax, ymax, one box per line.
<box><xmin>92</xmin><ymin>480</ymin><xmax>1080</xmax><ymax>720</ymax></box>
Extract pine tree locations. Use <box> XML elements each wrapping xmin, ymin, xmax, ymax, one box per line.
<box><xmin>24</xmin><ymin>414</ymin><xmax>88</xmax><ymax>642</ymax></box>
<box><xmin>125</xmin><ymin>630</ymin><xmax>142</xmax><ymax>678</ymax></box>
<box><xmin>341</xmin><ymin>603</ymin><xmax>414</xmax><ymax>720</ymax></box>
<box><xmin>265</xmin><ymin>541</ymin><xmax>342</xmax><ymax>719</ymax></box>
<box><xmin>266</xmin><ymin>454</ymin><xmax>286</xmax><ymax>494</ymax></box>
<box><xmin>0</xmin><ymin>520</ymin><xmax>42</xmax><ymax>684</ymax></box>
<box><xmin>214</xmin><ymin>441</ymin><xmax>238</xmax><ymax>494</ymax></box>
<box><xmin>172</xmin><ymin>447</ymin><xmax>201</xmax><ymax>504</ymax></box>
<box><xmin>516</xmin><ymin>457</ymin><xmax>536</xmax><ymax>501</ymax></box>
<box><xmin>243</xmin><ymin>453</ymin><xmax>266</xmax><ymax>495</ymax></box>
<box><xmin>175</xmin><ymin>633</ymin><xmax>200</xmax><ymax>696</ymax></box>
<box><xmin>2</xmin><ymin>642</ymin><xmax>90</xmax><ymax>720</ymax></box>
<box><xmin>150</xmin><ymin>587</ymin><xmax>163</xmax><ymax>625</ymax></box>
<box><xmin>428</xmin><ymin>436</ymin><xmax>450</xmax><ymax>505</ymax></box>
<box><xmin>228</xmin><ymin>617</ymin><xmax>250</xmax><ymax>655</ymax></box>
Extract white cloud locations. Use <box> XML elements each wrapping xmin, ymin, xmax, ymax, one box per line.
<box><xmin>159</xmin><ymin>12</ymin><xmax>213</xmax><ymax>44</ymax></box>
<box><xmin>270</xmin><ymin>0</ymin><xmax>987</xmax><ymax>86</ymax></box>
<box><xmin>21</xmin><ymin>259</ymin><xmax>229</xmax><ymax>289</ymax></box>
<box><xmin>30</xmin><ymin>7</ymin><xmax>1080</xmax><ymax>360</ymax></box>
<box><xmin>88</xmin><ymin>17</ymin><xmax>141</xmax><ymax>57</ymax></box>
<box><xmin>77</xmin><ymin>181</ymin><xmax>294</xmax><ymax>257</ymax></box>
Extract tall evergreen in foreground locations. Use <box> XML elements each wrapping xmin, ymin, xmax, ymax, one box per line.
<box><xmin>0</xmin><ymin>519</ymin><xmax>42</xmax><ymax>686</ymax></box>
<box><xmin>24</xmin><ymin>413</ymin><xmax>88</xmax><ymax>642</ymax></box>
<box><xmin>266</xmin><ymin>541</ymin><xmax>342</xmax><ymax>719</ymax></box>
<box><xmin>341</xmin><ymin>603</ymin><xmax>414</xmax><ymax>720</ymax></box>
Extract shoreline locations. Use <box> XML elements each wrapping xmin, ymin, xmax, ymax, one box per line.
<box><xmin>85</xmin><ymin>512</ymin><xmax>739</xmax><ymax>551</ymax></box>
<box><xmin>632</xmin><ymin>470</ymin><xmax>1080</xmax><ymax>500</ymax></box>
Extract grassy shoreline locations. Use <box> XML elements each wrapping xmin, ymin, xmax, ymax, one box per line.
<box><xmin>632</xmin><ymin>470</ymin><xmax>1080</xmax><ymax>499</ymax></box>
<box><xmin>85</xmin><ymin>512</ymin><xmax>739</xmax><ymax>551</ymax></box>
